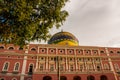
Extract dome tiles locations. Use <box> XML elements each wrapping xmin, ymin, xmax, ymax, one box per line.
<box><xmin>48</xmin><ymin>31</ymin><xmax>79</xmax><ymax>46</ymax></box>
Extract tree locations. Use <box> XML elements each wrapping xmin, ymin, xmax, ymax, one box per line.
<box><xmin>0</xmin><ymin>0</ymin><xmax>69</xmax><ymax>46</ymax></box>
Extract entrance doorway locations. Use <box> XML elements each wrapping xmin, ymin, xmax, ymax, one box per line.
<box><xmin>43</xmin><ymin>76</ymin><xmax>52</xmax><ymax>80</ymax></box>
<box><xmin>60</xmin><ymin>76</ymin><xmax>67</xmax><ymax>80</ymax></box>
<box><xmin>100</xmin><ymin>75</ymin><xmax>107</xmax><ymax>80</ymax></box>
<box><xmin>73</xmin><ymin>76</ymin><xmax>81</xmax><ymax>80</ymax></box>
<box><xmin>87</xmin><ymin>75</ymin><xmax>95</xmax><ymax>80</ymax></box>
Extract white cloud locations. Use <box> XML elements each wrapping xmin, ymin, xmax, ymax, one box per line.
<box><xmin>39</xmin><ymin>0</ymin><xmax>120</xmax><ymax>47</ymax></box>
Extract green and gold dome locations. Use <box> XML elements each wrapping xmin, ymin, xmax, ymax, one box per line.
<box><xmin>48</xmin><ymin>31</ymin><xmax>79</xmax><ymax>46</ymax></box>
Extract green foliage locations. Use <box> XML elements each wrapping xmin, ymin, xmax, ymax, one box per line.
<box><xmin>0</xmin><ymin>0</ymin><xmax>69</xmax><ymax>46</ymax></box>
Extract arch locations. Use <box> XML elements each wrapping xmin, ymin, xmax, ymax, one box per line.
<box><xmin>43</xmin><ymin>76</ymin><xmax>52</xmax><ymax>80</ymax></box>
<box><xmin>31</xmin><ymin>48</ymin><xmax>36</xmax><ymax>51</ymax></box>
<box><xmin>2</xmin><ymin>62</ymin><xmax>10</xmax><ymax>71</ymax></box>
<box><xmin>12</xmin><ymin>78</ymin><xmax>17</xmax><ymax>80</ymax></box>
<box><xmin>60</xmin><ymin>76</ymin><xmax>67</xmax><ymax>80</ymax></box>
<box><xmin>73</xmin><ymin>76</ymin><xmax>81</xmax><ymax>80</ymax></box>
<box><xmin>27</xmin><ymin>78</ymin><xmax>32</xmax><ymax>80</ymax></box>
<box><xmin>97</xmin><ymin>65</ymin><xmax>101</xmax><ymax>71</ymax></box>
<box><xmin>100</xmin><ymin>75</ymin><xmax>107</xmax><ymax>80</ymax></box>
<box><xmin>28</xmin><ymin>63</ymin><xmax>34</xmax><ymax>74</ymax></box>
<box><xmin>19</xmin><ymin>47</ymin><xmax>23</xmax><ymax>50</ymax></box>
<box><xmin>0</xmin><ymin>78</ymin><xmax>5</xmax><ymax>80</ymax></box>
<box><xmin>14</xmin><ymin>62</ymin><xmax>20</xmax><ymax>71</ymax></box>
<box><xmin>8</xmin><ymin>47</ymin><xmax>14</xmax><ymax>50</ymax></box>
<box><xmin>0</xmin><ymin>46</ymin><xmax>4</xmax><ymax>49</ymax></box>
<box><xmin>87</xmin><ymin>75</ymin><xmax>95</xmax><ymax>80</ymax></box>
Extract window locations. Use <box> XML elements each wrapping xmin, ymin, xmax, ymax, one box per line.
<box><xmin>93</xmin><ymin>50</ymin><xmax>98</xmax><ymax>54</ymax></box>
<box><xmin>50</xmin><ymin>64</ymin><xmax>54</xmax><ymax>71</ymax></box>
<box><xmin>0</xmin><ymin>46</ymin><xmax>4</xmax><ymax>49</ymax></box>
<box><xmin>70</xmin><ymin>65</ymin><xmax>74</xmax><ymax>71</ymax></box>
<box><xmin>70</xmin><ymin>58</ymin><xmax>73</xmax><ymax>61</ymax></box>
<box><xmin>117</xmin><ymin>51</ymin><xmax>120</xmax><ymax>54</ymax></box>
<box><xmin>104</xmin><ymin>64</ymin><xmax>110</xmax><ymax>70</ymax></box>
<box><xmin>96</xmin><ymin>65</ymin><xmax>101</xmax><ymax>71</ymax></box>
<box><xmin>95</xmin><ymin>58</ymin><xmax>100</xmax><ymax>62</ymax></box>
<box><xmin>79</xmin><ymin>65</ymin><xmax>83</xmax><ymax>71</ymax></box>
<box><xmin>12</xmin><ymin>78</ymin><xmax>17</xmax><ymax>80</ymax></box>
<box><xmin>100</xmin><ymin>51</ymin><xmax>104</xmax><ymax>53</ymax></box>
<box><xmin>110</xmin><ymin>51</ymin><xmax>113</xmax><ymax>53</ymax></box>
<box><xmin>19</xmin><ymin>47</ymin><xmax>23</xmax><ymax>50</ymax></box>
<box><xmin>100</xmin><ymin>75</ymin><xmax>107</xmax><ymax>80</ymax></box>
<box><xmin>78</xmin><ymin>58</ymin><xmax>81</xmax><ymax>61</ymax></box>
<box><xmin>40</xmin><ymin>48</ymin><xmax>46</xmax><ymax>53</ymax></box>
<box><xmin>14</xmin><ymin>63</ymin><xmax>20</xmax><ymax>71</ymax></box>
<box><xmin>68</xmin><ymin>49</ymin><xmax>74</xmax><ymax>54</ymax></box>
<box><xmin>9</xmin><ymin>47</ymin><xmax>14</xmax><ymax>50</ymax></box>
<box><xmin>31</xmin><ymin>48</ymin><xmax>36</xmax><ymax>51</ymax></box>
<box><xmin>40</xmin><ymin>64</ymin><xmax>44</xmax><ymax>71</ymax></box>
<box><xmin>51</xmin><ymin>57</ymin><xmax>54</xmax><ymax>61</ymax></box>
<box><xmin>114</xmin><ymin>64</ymin><xmax>119</xmax><ymax>71</ymax></box>
<box><xmin>60</xmin><ymin>64</ymin><xmax>64</xmax><ymax>71</ymax></box>
<box><xmin>88</xmin><ymin>64</ymin><xmax>93</xmax><ymax>71</ymax></box>
<box><xmin>86</xmin><ymin>50</ymin><xmax>91</xmax><ymax>54</ymax></box>
<box><xmin>49</xmin><ymin>48</ymin><xmax>56</xmax><ymax>53</ymax></box>
<box><xmin>2</xmin><ymin>62</ymin><xmax>9</xmax><ymax>71</ymax></box>
<box><xmin>77</xmin><ymin>49</ymin><xmax>83</xmax><ymax>54</ymax></box>
<box><xmin>28</xmin><ymin>64</ymin><xmax>34</xmax><ymax>74</ymax></box>
<box><xmin>58</xmin><ymin>49</ymin><xmax>65</xmax><ymax>54</ymax></box>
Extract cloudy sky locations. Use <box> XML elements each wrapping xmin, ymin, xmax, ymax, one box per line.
<box><xmin>41</xmin><ymin>0</ymin><xmax>120</xmax><ymax>47</ymax></box>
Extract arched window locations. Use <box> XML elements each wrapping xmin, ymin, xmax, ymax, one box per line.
<box><xmin>14</xmin><ymin>62</ymin><xmax>20</xmax><ymax>71</ymax></box>
<box><xmin>110</xmin><ymin>51</ymin><xmax>113</xmax><ymax>53</ymax></box>
<box><xmin>73</xmin><ymin>76</ymin><xmax>81</xmax><ymax>80</ymax></box>
<box><xmin>12</xmin><ymin>78</ymin><xmax>17</xmax><ymax>80</ymax></box>
<box><xmin>96</xmin><ymin>64</ymin><xmax>101</xmax><ymax>71</ymax></box>
<box><xmin>0</xmin><ymin>46</ymin><xmax>4</xmax><ymax>49</ymax></box>
<box><xmin>2</xmin><ymin>62</ymin><xmax>9</xmax><ymax>71</ymax></box>
<box><xmin>19</xmin><ymin>47</ymin><xmax>23</xmax><ymax>50</ymax></box>
<box><xmin>100</xmin><ymin>75</ymin><xmax>107</xmax><ymax>80</ymax></box>
<box><xmin>31</xmin><ymin>48</ymin><xmax>36</xmax><ymax>51</ymax></box>
<box><xmin>100</xmin><ymin>51</ymin><xmax>104</xmax><ymax>53</ymax></box>
<box><xmin>8</xmin><ymin>47</ymin><xmax>14</xmax><ymax>50</ymax></box>
<box><xmin>28</xmin><ymin>64</ymin><xmax>34</xmax><ymax>75</ymax></box>
<box><xmin>87</xmin><ymin>75</ymin><xmax>95</xmax><ymax>80</ymax></box>
<box><xmin>114</xmin><ymin>64</ymin><xmax>119</xmax><ymax>71</ymax></box>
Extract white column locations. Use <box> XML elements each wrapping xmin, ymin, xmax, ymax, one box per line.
<box><xmin>66</xmin><ymin>57</ymin><xmax>68</xmax><ymax>71</ymax></box>
<box><xmin>74</xmin><ymin>49</ymin><xmax>78</xmax><ymax>71</ymax></box>
<box><xmin>92</xmin><ymin>58</ymin><xmax>96</xmax><ymax>71</ymax></box>
<box><xmin>20</xmin><ymin>45</ymin><xmax>29</xmax><ymax>80</ymax></box>
<box><xmin>105</xmin><ymin>48</ymin><xmax>118</xmax><ymax>80</ymax></box>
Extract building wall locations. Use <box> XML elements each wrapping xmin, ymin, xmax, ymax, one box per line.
<box><xmin>0</xmin><ymin>44</ymin><xmax>120</xmax><ymax>80</ymax></box>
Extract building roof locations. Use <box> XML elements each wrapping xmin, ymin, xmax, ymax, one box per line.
<box><xmin>48</xmin><ymin>31</ymin><xmax>79</xmax><ymax>46</ymax></box>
